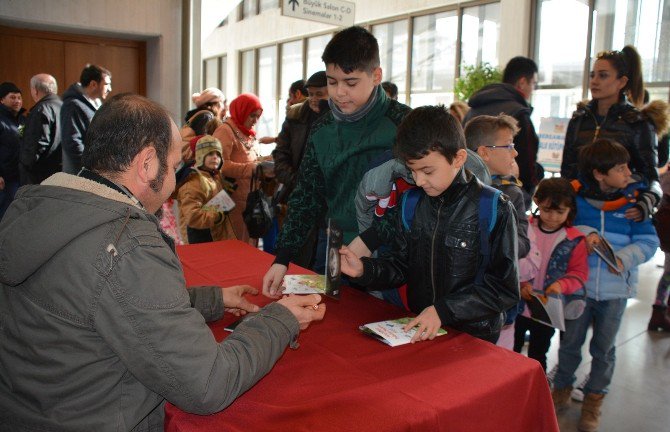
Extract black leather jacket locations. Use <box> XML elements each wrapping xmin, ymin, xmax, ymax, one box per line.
<box><xmin>355</xmin><ymin>170</ymin><xmax>520</xmax><ymax>343</ymax></box>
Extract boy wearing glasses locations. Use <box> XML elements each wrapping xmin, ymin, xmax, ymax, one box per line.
<box><xmin>465</xmin><ymin>114</ymin><xmax>530</xmax><ymax>259</ymax></box>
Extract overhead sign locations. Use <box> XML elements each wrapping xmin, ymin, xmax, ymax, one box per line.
<box><xmin>282</xmin><ymin>0</ymin><xmax>355</xmax><ymax>27</ymax></box>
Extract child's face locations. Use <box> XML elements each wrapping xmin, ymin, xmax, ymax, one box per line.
<box><xmin>594</xmin><ymin>163</ymin><xmax>632</xmax><ymax>192</ymax></box>
<box><xmin>535</xmin><ymin>199</ymin><xmax>570</xmax><ymax>231</ymax></box>
<box><xmin>406</xmin><ymin>149</ymin><xmax>467</xmax><ymax>197</ymax></box>
<box><xmin>477</xmin><ymin>128</ymin><xmax>518</xmax><ymax>176</ymax></box>
<box><xmin>203</xmin><ymin>151</ymin><xmax>222</xmax><ymax>171</ymax></box>
<box><xmin>326</xmin><ymin>63</ymin><xmax>382</xmax><ymax>114</ymax></box>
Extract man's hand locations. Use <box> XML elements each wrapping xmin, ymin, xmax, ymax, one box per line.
<box><xmin>0</xmin><ymin>176</ymin><xmax>5</xmax><ymax>191</ymax></box>
<box><xmin>403</xmin><ymin>306</ymin><xmax>442</xmax><ymax>343</ymax></box>
<box><xmin>258</xmin><ymin>136</ymin><xmax>276</xmax><ymax>144</ymax></box>
<box><xmin>277</xmin><ymin>294</ymin><xmax>326</xmax><ymax>330</ymax></box>
<box><xmin>263</xmin><ymin>264</ymin><xmax>288</xmax><ymax>298</ymax></box>
<box><xmin>520</xmin><ymin>281</ymin><xmax>533</xmax><ymax>300</ymax></box>
<box><xmin>347</xmin><ymin>236</ymin><xmax>372</xmax><ymax>258</ymax></box>
<box><xmin>624</xmin><ymin>206</ymin><xmax>643</xmax><ymax>222</ymax></box>
<box><xmin>339</xmin><ymin>246</ymin><xmax>364</xmax><ymax>278</ymax></box>
<box><xmin>222</xmin><ymin>285</ymin><xmax>260</xmax><ymax>316</ymax></box>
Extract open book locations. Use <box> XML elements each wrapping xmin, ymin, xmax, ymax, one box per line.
<box><xmin>592</xmin><ymin>235</ymin><xmax>621</xmax><ymax>274</ymax></box>
<box><xmin>282</xmin><ymin>219</ymin><xmax>342</xmax><ymax>298</ymax></box>
<box><xmin>202</xmin><ymin>189</ymin><xmax>235</xmax><ymax>213</ymax></box>
<box><xmin>526</xmin><ymin>293</ymin><xmax>565</xmax><ymax>331</ymax></box>
<box><xmin>359</xmin><ymin>318</ymin><xmax>448</xmax><ymax>347</ymax></box>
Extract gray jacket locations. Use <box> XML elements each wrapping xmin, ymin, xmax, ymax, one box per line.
<box><xmin>0</xmin><ymin>173</ymin><xmax>299</xmax><ymax>431</ymax></box>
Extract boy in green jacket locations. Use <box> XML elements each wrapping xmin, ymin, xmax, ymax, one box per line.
<box><xmin>263</xmin><ymin>26</ymin><xmax>411</xmax><ymax>296</ymax></box>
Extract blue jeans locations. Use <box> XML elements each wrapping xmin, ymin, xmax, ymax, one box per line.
<box><xmin>0</xmin><ymin>179</ymin><xmax>19</xmax><ymax>222</ymax></box>
<box><xmin>553</xmin><ymin>297</ymin><xmax>627</xmax><ymax>394</ymax></box>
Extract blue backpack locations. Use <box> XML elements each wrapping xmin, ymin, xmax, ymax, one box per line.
<box><xmin>400</xmin><ymin>184</ymin><xmax>502</xmax><ymax>286</ymax></box>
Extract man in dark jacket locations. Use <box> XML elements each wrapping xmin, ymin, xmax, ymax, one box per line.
<box><xmin>0</xmin><ymin>94</ymin><xmax>325</xmax><ymax>431</ymax></box>
<box><xmin>341</xmin><ymin>106</ymin><xmax>520</xmax><ymax>343</ymax></box>
<box><xmin>0</xmin><ymin>81</ymin><xmax>25</xmax><ymax>220</ymax></box>
<box><xmin>61</xmin><ymin>64</ymin><xmax>112</xmax><ymax>174</ymax></box>
<box><xmin>20</xmin><ymin>74</ymin><xmax>62</xmax><ymax>184</ymax></box>
<box><xmin>464</xmin><ymin>56</ymin><xmax>540</xmax><ymax>195</ymax></box>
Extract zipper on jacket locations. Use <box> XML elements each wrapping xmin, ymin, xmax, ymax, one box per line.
<box><xmin>431</xmin><ymin>198</ymin><xmax>444</xmax><ymax>304</ymax></box>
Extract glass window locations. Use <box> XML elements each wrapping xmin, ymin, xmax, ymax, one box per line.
<box><xmin>203</xmin><ymin>57</ymin><xmax>219</xmax><ymax>89</ymax></box>
<box><xmin>240</xmin><ymin>0</ymin><xmax>257</xmax><ymax>20</ymax></box>
<box><xmin>240</xmin><ymin>49</ymin><xmax>255</xmax><ymax>94</ymax></box>
<box><xmin>306</xmin><ymin>34</ymin><xmax>332</xmax><ymax>78</ymax></box>
<box><xmin>259</xmin><ymin>0</ymin><xmax>277</xmax><ymax>13</ymax></box>
<box><xmin>280</xmin><ymin>40</ymin><xmax>304</xmax><ymax>113</ymax></box>
<box><xmin>220</xmin><ymin>56</ymin><xmax>228</xmax><ymax>97</ymax></box>
<box><xmin>460</xmin><ymin>3</ymin><xmax>500</xmax><ymax>73</ymax></box>
<box><xmin>372</xmin><ymin>20</ymin><xmax>408</xmax><ymax>103</ymax></box>
<box><xmin>410</xmin><ymin>11</ymin><xmax>458</xmax><ymax>107</ymax></box>
<box><xmin>257</xmin><ymin>46</ymin><xmax>278</xmax><ymax>138</ymax></box>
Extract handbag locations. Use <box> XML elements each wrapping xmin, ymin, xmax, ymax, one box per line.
<box><xmin>243</xmin><ymin>165</ymin><xmax>274</xmax><ymax>238</ymax></box>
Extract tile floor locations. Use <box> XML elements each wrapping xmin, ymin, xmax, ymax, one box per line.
<box><xmin>527</xmin><ymin>250</ymin><xmax>670</xmax><ymax>431</ymax></box>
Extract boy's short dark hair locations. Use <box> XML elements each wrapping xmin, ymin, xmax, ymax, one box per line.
<box><xmin>80</xmin><ymin>64</ymin><xmax>111</xmax><ymax>87</ymax></box>
<box><xmin>289</xmin><ymin>79</ymin><xmax>307</xmax><ymax>96</ymax></box>
<box><xmin>322</xmin><ymin>26</ymin><xmax>380</xmax><ymax>73</ymax></box>
<box><xmin>533</xmin><ymin>177</ymin><xmax>577</xmax><ymax>225</ymax></box>
<box><xmin>578</xmin><ymin>138</ymin><xmax>630</xmax><ymax>183</ymax></box>
<box><xmin>502</xmin><ymin>56</ymin><xmax>537</xmax><ymax>85</ymax></box>
<box><xmin>395</xmin><ymin>105</ymin><xmax>465</xmax><ymax>163</ymax></box>
<box><xmin>381</xmin><ymin>81</ymin><xmax>398</xmax><ymax>99</ymax></box>
<box><xmin>464</xmin><ymin>114</ymin><xmax>520</xmax><ymax>151</ymax></box>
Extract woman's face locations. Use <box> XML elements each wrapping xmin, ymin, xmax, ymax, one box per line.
<box><xmin>589</xmin><ymin>59</ymin><xmax>628</xmax><ymax>103</ymax></box>
<box><xmin>244</xmin><ymin>109</ymin><xmax>262</xmax><ymax>130</ymax></box>
<box><xmin>210</xmin><ymin>99</ymin><xmax>227</xmax><ymax>119</ymax></box>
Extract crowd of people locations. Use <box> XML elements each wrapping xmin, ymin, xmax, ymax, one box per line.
<box><xmin>0</xmin><ymin>24</ymin><xmax>668</xmax><ymax>432</ymax></box>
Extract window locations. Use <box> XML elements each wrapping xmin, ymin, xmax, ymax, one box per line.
<box><xmin>239</xmin><ymin>0</ymin><xmax>257</xmax><ymax>20</ymax></box>
<box><xmin>240</xmin><ymin>49</ymin><xmax>256</xmax><ymax>94</ymax></box>
<box><xmin>280</xmin><ymin>40</ymin><xmax>304</xmax><ymax>113</ymax></box>
<box><xmin>460</xmin><ymin>2</ymin><xmax>500</xmax><ymax>73</ymax></box>
<box><xmin>259</xmin><ymin>0</ymin><xmax>278</xmax><ymax>13</ymax></box>
<box><xmin>372</xmin><ymin>20</ymin><xmax>408</xmax><ymax>102</ymax></box>
<box><xmin>203</xmin><ymin>57</ymin><xmax>219</xmax><ymax>89</ymax></box>
<box><xmin>220</xmin><ymin>56</ymin><xmax>228</xmax><ymax>97</ymax></box>
<box><xmin>257</xmin><ymin>46</ymin><xmax>278</xmax><ymax>139</ymax></box>
<box><xmin>410</xmin><ymin>11</ymin><xmax>458</xmax><ymax>107</ymax></box>
<box><xmin>306</xmin><ymin>34</ymin><xmax>332</xmax><ymax>78</ymax></box>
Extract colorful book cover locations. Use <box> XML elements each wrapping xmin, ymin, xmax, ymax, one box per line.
<box><xmin>592</xmin><ymin>235</ymin><xmax>621</xmax><ymax>274</ymax></box>
<box><xmin>202</xmin><ymin>189</ymin><xmax>235</xmax><ymax>212</ymax></box>
<box><xmin>359</xmin><ymin>317</ymin><xmax>447</xmax><ymax>347</ymax></box>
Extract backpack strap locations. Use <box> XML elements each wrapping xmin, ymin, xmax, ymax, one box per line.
<box><xmin>476</xmin><ymin>184</ymin><xmax>502</xmax><ymax>285</ymax></box>
<box><xmin>401</xmin><ymin>187</ymin><xmax>422</xmax><ymax>230</ymax></box>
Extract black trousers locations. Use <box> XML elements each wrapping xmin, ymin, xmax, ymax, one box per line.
<box><xmin>513</xmin><ymin>315</ymin><xmax>556</xmax><ymax>373</ymax></box>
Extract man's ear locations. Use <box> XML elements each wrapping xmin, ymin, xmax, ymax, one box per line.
<box><xmin>454</xmin><ymin>148</ymin><xmax>468</xmax><ymax>168</ymax></box>
<box><xmin>475</xmin><ymin>146</ymin><xmax>489</xmax><ymax>160</ymax></box>
<box><xmin>592</xmin><ymin>168</ymin><xmax>605</xmax><ymax>182</ymax></box>
<box><xmin>134</xmin><ymin>146</ymin><xmax>159</xmax><ymax>185</ymax></box>
<box><xmin>372</xmin><ymin>67</ymin><xmax>383</xmax><ymax>86</ymax></box>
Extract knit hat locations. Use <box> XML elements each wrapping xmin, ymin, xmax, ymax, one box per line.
<box><xmin>192</xmin><ymin>88</ymin><xmax>225</xmax><ymax>108</ymax></box>
<box><xmin>306</xmin><ymin>71</ymin><xmax>327</xmax><ymax>88</ymax></box>
<box><xmin>0</xmin><ymin>82</ymin><xmax>21</xmax><ymax>99</ymax></box>
<box><xmin>195</xmin><ymin>135</ymin><xmax>223</xmax><ymax>169</ymax></box>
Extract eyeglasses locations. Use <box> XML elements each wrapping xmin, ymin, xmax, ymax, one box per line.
<box><xmin>484</xmin><ymin>144</ymin><xmax>516</xmax><ymax>151</ymax></box>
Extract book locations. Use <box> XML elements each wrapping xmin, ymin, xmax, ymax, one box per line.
<box><xmin>592</xmin><ymin>235</ymin><xmax>621</xmax><ymax>274</ymax></box>
<box><xmin>202</xmin><ymin>189</ymin><xmax>236</xmax><ymax>213</ymax></box>
<box><xmin>526</xmin><ymin>292</ymin><xmax>565</xmax><ymax>331</ymax></box>
<box><xmin>282</xmin><ymin>219</ymin><xmax>342</xmax><ymax>299</ymax></box>
<box><xmin>359</xmin><ymin>317</ymin><xmax>448</xmax><ymax>347</ymax></box>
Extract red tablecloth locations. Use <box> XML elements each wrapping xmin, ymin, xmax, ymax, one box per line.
<box><xmin>165</xmin><ymin>240</ymin><xmax>559</xmax><ymax>432</ymax></box>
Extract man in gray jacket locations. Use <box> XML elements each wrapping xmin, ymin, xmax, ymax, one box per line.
<box><xmin>0</xmin><ymin>94</ymin><xmax>325</xmax><ymax>431</ymax></box>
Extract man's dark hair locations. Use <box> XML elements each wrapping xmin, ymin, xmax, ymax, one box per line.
<box><xmin>322</xmin><ymin>26</ymin><xmax>380</xmax><ymax>73</ymax></box>
<box><xmin>82</xmin><ymin>94</ymin><xmax>172</xmax><ymax>189</ymax></box>
<box><xmin>395</xmin><ymin>105</ymin><xmax>465</xmax><ymax>163</ymax></box>
<box><xmin>381</xmin><ymin>81</ymin><xmax>398</xmax><ymax>100</ymax></box>
<box><xmin>289</xmin><ymin>79</ymin><xmax>307</xmax><ymax>97</ymax></box>
<box><xmin>502</xmin><ymin>56</ymin><xmax>538</xmax><ymax>85</ymax></box>
<box><xmin>533</xmin><ymin>178</ymin><xmax>577</xmax><ymax>226</ymax></box>
<box><xmin>80</xmin><ymin>64</ymin><xmax>112</xmax><ymax>87</ymax></box>
<box><xmin>577</xmin><ymin>138</ymin><xmax>630</xmax><ymax>184</ymax></box>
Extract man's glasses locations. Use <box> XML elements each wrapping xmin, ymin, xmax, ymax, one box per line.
<box><xmin>484</xmin><ymin>144</ymin><xmax>516</xmax><ymax>152</ymax></box>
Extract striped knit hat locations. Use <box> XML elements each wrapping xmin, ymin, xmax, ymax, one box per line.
<box><xmin>195</xmin><ymin>135</ymin><xmax>223</xmax><ymax>169</ymax></box>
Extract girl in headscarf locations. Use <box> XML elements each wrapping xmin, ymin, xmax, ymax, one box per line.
<box><xmin>213</xmin><ymin>93</ymin><xmax>264</xmax><ymax>244</ymax></box>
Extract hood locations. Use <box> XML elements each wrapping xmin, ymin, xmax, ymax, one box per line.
<box><xmin>467</xmin><ymin>83</ymin><xmax>531</xmax><ymax>115</ymax></box>
<box><xmin>62</xmin><ymin>83</ymin><xmax>87</xmax><ymax>103</ymax></box>
<box><xmin>0</xmin><ymin>173</ymin><xmax>145</xmax><ymax>287</ymax></box>
<box><xmin>642</xmin><ymin>99</ymin><xmax>670</xmax><ymax>137</ymax></box>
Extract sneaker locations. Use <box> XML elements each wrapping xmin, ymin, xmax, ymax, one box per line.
<box><xmin>571</xmin><ymin>374</ymin><xmax>589</xmax><ymax>402</ymax></box>
<box><xmin>551</xmin><ymin>386</ymin><xmax>573</xmax><ymax>411</ymax></box>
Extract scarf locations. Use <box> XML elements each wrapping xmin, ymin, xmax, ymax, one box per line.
<box><xmin>229</xmin><ymin>93</ymin><xmax>263</xmax><ymax>137</ymax></box>
<box><xmin>329</xmin><ymin>84</ymin><xmax>380</xmax><ymax>123</ymax></box>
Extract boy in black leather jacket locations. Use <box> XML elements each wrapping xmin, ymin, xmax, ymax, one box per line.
<box><xmin>340</xmin><ymin>105</ymin><xmax>520</xmax><ymax>343</ymax></box>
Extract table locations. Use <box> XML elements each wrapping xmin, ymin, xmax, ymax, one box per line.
<box><xmin>165</xmin><ymin>240</ymin><xmax>559</xmax><ymax>432</ymax></box>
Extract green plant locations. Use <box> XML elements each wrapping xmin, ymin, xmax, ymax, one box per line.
<box><xmin>454</xmin><ymin>63</ymin><xmax>502</xmax><ymax>101</ymax></box>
